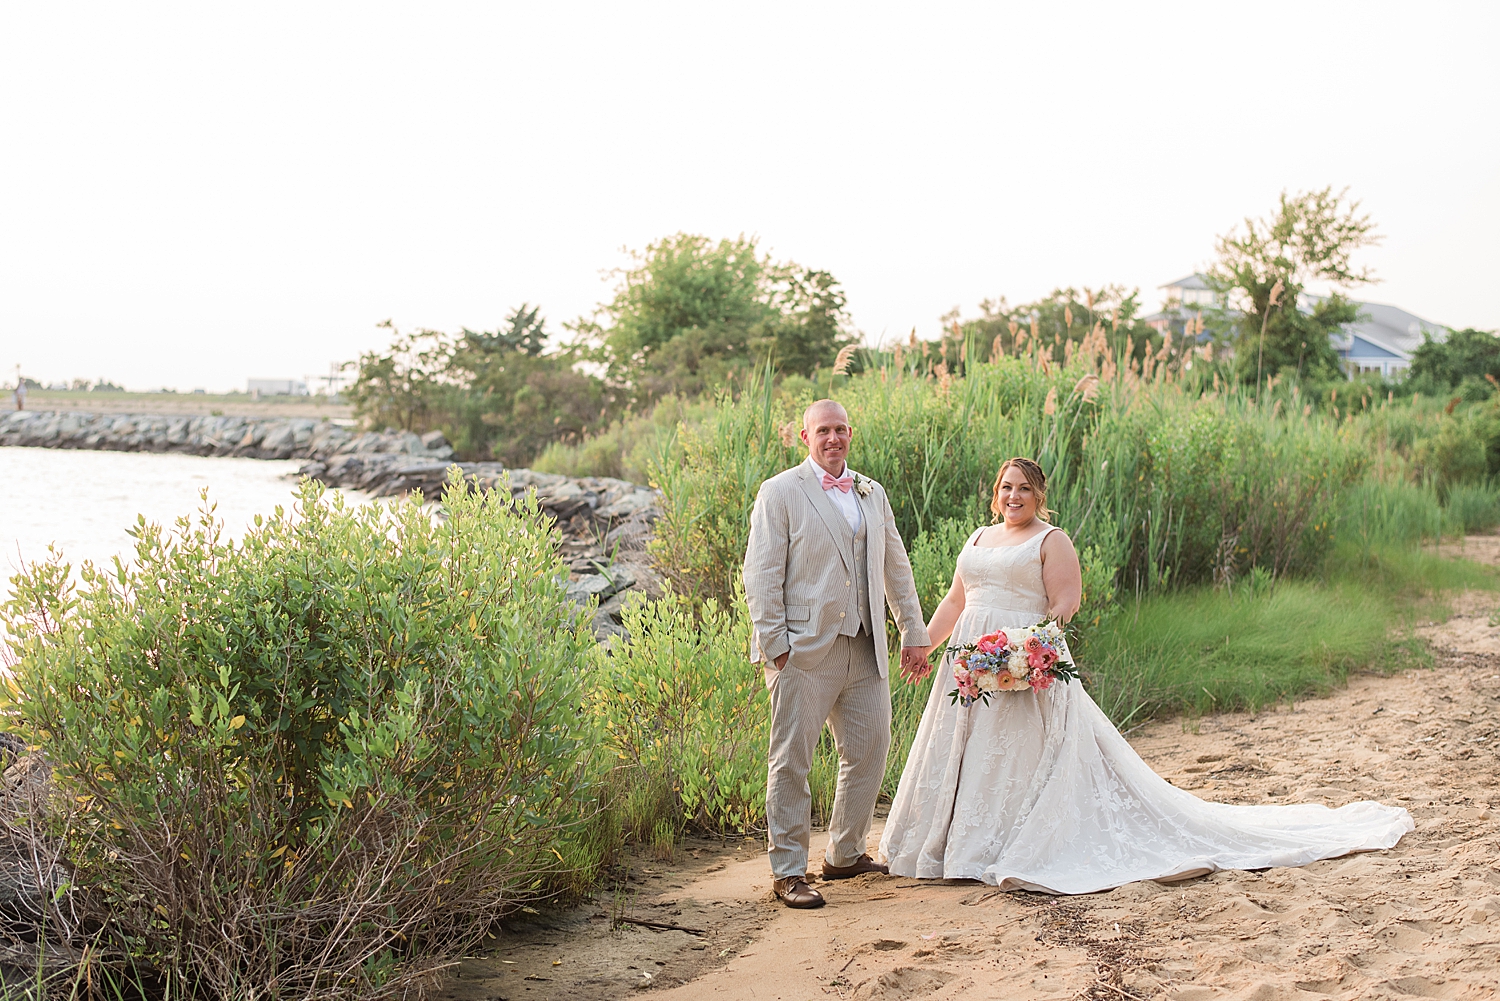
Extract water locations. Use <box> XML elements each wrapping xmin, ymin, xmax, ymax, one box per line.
<box><xmin>0</xmin><ymin>447</ymin><xmax>356</xmax><ymax>597</ymax></box>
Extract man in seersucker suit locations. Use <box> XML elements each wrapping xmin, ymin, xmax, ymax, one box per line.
<box><xmin>743</xmin><ymin>398</ymin><xmax>931</xmax><ymax>909</ymax></box>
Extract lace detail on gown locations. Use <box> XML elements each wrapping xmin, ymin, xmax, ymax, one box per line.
<box><xmin>878</xmin><ymin>525</ymin><xmax>1413</xmax><ymax>894</ymax></box>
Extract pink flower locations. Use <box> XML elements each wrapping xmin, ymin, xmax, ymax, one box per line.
<box><xmin>1026</xmin><ymin>646</ymin><xmax>1054</xmax><ymax>672</ymax></box>
<box><xmin>1023</xmin><ymin>635</ymin><xmax>1043</xmax><ymax>654</ymax></box>
<box><xmin>1028</xmin><ymin>671</ymin><xmax>1055</xmax><ymax>693</ymax></box>
<box><xmin>953</xmin><ymin>669</ymin><xmax>972</xmax><ymax>686</ymax></box>
<box><xmin>976</xmin><ymin>631</ymin><xmax>1007</xmax><ymax>655</ymax></box>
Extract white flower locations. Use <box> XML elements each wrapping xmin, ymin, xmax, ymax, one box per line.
<box><xmin>853</xmin><ymin>474</ymin><xmax>874</xmax><ymax>498</ymax></box>
<box><xmin>976</xmin><ymin>671</ymin><xmax>1001</xmax><ymax>692</ymax></box>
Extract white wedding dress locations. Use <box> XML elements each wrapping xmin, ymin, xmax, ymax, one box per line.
<box><xmin>879</xmin><ymin>526</ymin><xmax>1413</xmax><ymax>895</ymax></box>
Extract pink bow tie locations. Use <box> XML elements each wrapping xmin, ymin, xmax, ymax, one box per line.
<box><xmin>822</xmin><ymin>471</ymin><xmax>854</xmax><ymax>493</ymax></box>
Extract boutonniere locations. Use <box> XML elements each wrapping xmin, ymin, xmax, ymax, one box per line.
<box><xmin>853</xmin><ymin>474</ymin><xmax>874</xmax><ymax>498</ymax></box>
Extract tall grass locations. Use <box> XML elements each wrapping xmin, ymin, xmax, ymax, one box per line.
<box><xmin>649</xmin><ymin>348</ymin><xmax>1365</xmax><ymax>621</ymax></box>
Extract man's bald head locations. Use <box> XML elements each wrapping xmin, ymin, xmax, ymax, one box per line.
<box><xmin>800</xmin><ymin>399</ymin><xmax>853</xmax><ymax>476</ymax></box>
<box><xmin>802</xmin><ymin>398</ymin><xmax>849</xmax><ymax>432</ymax></box>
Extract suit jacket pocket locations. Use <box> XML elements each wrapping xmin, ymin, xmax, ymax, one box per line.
<box><xmin>785</xmin><ymin>604</ymin><xmax>811</xmax><ymax>621</ymax></box>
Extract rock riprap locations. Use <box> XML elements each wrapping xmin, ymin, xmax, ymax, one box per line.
<box><xmin>2</xmin><ymin>410</ymin><xmax>660</xmax><ymax>641</ymax></box>
<box><xmin>0</xmin><ymin>409</ymin><xmax>453</xmax><ymax>462</ymax></box>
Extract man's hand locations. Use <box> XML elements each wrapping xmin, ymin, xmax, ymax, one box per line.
<box><xmin>774</xmin><ymin>651</ymin><xmax>789</xmax><ymax>671</ymax></box>
<box><xmin>899</xmin><ymin>646</ymin><xmax>932</xmax><ymax>684</ymax></box>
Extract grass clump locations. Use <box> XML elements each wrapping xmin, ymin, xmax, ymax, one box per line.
<box><xmin>1080</xmin><ymin>544</ymin><xmax>1499</xmax><ymax>729</ymax></box>
<box><xmin>1</xmin><ymin>474</ymin><xmax>597</xmax><ymax>999</ymax></box>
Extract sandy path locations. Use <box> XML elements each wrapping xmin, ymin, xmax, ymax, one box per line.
<box><xmin>441</xmin><ymin>588</ymin><xmax>1500</xmax><ymax>1001</ymax></box>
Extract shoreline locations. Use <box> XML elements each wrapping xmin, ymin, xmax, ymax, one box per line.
<box><xmin>1</xmin><ymin>411</ymin><xmax>662</xmax><ymax>640</ymax></box>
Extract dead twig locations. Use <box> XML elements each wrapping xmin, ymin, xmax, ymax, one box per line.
<box><xmin>1094</xmin><ymin>978</ymin><xmax>1147</xmax><ymax>1000</ymax></box>
<box><xmin>613</xmin><ymin>916</ymin><xmax>706</xmax><ymax>936</ymax></box>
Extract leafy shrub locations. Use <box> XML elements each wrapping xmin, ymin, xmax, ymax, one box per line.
<box><xmin>909</xmin><ymin>517</ymin><xmax>972</xmax><ymax>618</ymax></box>
<box><xmin>649</xmin><ymin>354</ymin><xmax>1365</xmax><ymax>614</ymax></box>
<box><xmin>2</xmin><ymin>476</ymin><xmax>596</xmax><ymax>999</ymax></box>
<box><xmin>1412</xmin><ymin>413</ymin><xmax>1488</xmax><ymax>493</ymax></box>
<box><xmin>346</xmin><ymin>315</ymin><xmax>607</xmax><ymax>465</ymax></box>
<box><xmin>595</xmin><ymin>591</ymin><xmax>765</xmax><ymax>839</ymax></box>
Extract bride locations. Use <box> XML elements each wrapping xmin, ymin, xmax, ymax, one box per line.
<box><xmin>879</xmin><ymin>457</ymin><xmax>1413</xmax><ymax>894</ymax></box>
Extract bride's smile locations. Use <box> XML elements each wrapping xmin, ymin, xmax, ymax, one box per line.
<box><xmin>995</xmin><ymin>468</ymin><xmax>1040</xmax><ymax>527</ymax></box>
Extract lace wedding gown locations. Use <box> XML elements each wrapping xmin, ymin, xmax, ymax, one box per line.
<box><xmin>879</xmin><ymin>526</ymin><xmax>1413</xmax><ymax>895</ymax></box>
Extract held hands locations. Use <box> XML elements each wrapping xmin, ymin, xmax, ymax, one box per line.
<box><xmin>899</xmin><ymin>646</ymin><xmax>933</xmax><ymax>685</ymax></box>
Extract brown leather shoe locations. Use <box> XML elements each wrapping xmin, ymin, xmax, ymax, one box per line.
<box><xmin>821</xmin><ymin>853</ymin><xmax>889</xmax><ymax>880</ymax></box>
<box><xmin>772</xmin><ymin>875</ymin><xmax>825</xmax><ymax>908</ymax></box>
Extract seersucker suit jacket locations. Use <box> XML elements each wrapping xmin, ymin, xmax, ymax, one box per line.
<box><xmin>743</xmin><ymin>461</ymin><xmax>930</xmax><ymax>679</ymax></box>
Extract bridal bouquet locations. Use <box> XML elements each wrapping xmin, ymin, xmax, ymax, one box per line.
<box><xmin>947</xmin><ymin>622</ymin><xmax>1078</xmax><ymax>706</ymax></box>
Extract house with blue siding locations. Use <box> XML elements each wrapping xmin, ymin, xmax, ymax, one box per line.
<box><xmin>1145</xmin><ymin>274</ymin><xmax>1446</xmax><ymax>380</ymax></box>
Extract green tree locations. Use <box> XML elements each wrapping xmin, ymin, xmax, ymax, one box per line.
<box><xmin>343</xmin><ymin>321</ymin><xmax>452</xmax><ymax>432</ymax></box>
<box><xmin>577</xmin><ymin>233</ymin><xmax>854</xmax><ymax>404</ymax></box>
<box><xmin>448</xmin><ymin>310</ymin><xmax>607</xmax><ymax>464</ymax></box>
<box><xmin>1408</xmin><ymin>327</ymin><xmax>1500</xmax><ymax>397</ymax></box>
<box><xmin>1206</xmin><ymin>186</ymin><xmax>1380</xmax><ymax>385</ymax></box>
<box><xmin>346</xmin><ymin>309</ymin><xmax>608</xmax><ymax>464</ymax></box>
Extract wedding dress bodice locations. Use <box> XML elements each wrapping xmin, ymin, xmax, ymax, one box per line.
<box><xmin>953</xmin><ymin>527</ymin><xmax>1052</xmax><ymax>624</ymax></box>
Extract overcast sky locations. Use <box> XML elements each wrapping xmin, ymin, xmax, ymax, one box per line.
<box><xmin>2</xmin><ymin>2</ymin><xmax>1496</xmax><ymax>392</ymax></box>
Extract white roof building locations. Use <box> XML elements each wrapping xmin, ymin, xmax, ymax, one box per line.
<box><xmin>1304</xmin><ymin>294</ymin><xmax>1446</xmax><ymax>380</ymax></box>
<box><xmin>1146</xmin><ymin>274</ymin><xmax>1447</xmax><ymax>380</ymax></box>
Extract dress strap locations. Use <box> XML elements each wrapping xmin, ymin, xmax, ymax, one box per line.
<box><xmin>966</xmin><ymin>526</ymin><xmax>987</xmax><ymax>548</ymax></box>
<box><xmin>1033</xmin><ymin>525</ymin><xmax>1060</xmax><ymax>547</ymax></box>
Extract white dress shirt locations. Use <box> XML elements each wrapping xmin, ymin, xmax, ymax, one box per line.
<box><xmin>806</xmin><ymin>456</ymin><xmax>862</xmax><ymax>533</ymax></box>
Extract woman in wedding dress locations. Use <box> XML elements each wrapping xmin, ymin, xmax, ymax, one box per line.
<box><xmin>879</xmin><ymin>458</ymin><xmax>1413</xmax><ymax>894</ymax></box>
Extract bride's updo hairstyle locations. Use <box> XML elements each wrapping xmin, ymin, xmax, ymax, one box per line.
<box><xmin>990</xmin><ymin>457</ymin><xmax>1052</xmax><ymax>523</ymax></box>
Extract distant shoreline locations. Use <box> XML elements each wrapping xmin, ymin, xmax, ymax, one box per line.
<box><xmin>0</xmin><ymin>410</ymin><xmax>374</xmax><ymax>461</ymax></box>
<box><xmin>10</xmin><ymin>391</ymin><xmax>353</xmax><ymax>420</ymax></box>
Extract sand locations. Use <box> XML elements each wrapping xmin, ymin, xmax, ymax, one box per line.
<box><xmin>439</xmin><ymin>583</ymin><xmax>1500</xmax><ymax>1001</ymax></box>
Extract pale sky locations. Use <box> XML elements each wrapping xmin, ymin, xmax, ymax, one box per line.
<box><xmin>2</xmin><ymin>2</ymin><xmax>1496</xmax><ymax>393</ymax></box>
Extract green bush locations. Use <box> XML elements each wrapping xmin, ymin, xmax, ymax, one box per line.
<box><xmin>595</xmin><ymin>590</ymin><xmax>766</xmax><ymax>841</ymax></box>
<box><xmin>647</xmin><ymin>366</ymin><xmax>802</xmax><ymax>606</ymax></box>
<box><xmin>909</xmin><ymin>517</ymin><xmax>972</xmax><ymax>618</ymax></box>
<box><xmin>1</xmin><ymin>476</ymin><xmax>596</xmax><ymax>999</ymax></box>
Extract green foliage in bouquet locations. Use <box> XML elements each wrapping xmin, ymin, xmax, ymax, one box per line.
<box><xmin>1</xmin><ymin>475</ymin><xmax>596</xmax><ymax>999</ymax></box>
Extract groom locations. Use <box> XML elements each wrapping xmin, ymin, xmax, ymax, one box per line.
<box><xmin>743</xmin><ymin>399</ymin><xmax>930</xmax><ymax>909</ymax></box>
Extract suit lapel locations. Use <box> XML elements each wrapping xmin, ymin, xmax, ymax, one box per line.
<box><xmin>851</xmin><ymin>473</ymin><xmax>882</xmax><ymax>605</ymax></box>
<box><xmin>795</xmin><ymin>463</ymin><xmax>855</xmax><ymax>572</ymax></box>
